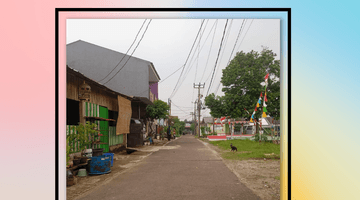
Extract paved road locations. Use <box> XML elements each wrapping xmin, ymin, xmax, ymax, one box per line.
<box><xmin>77</xmin><ymin>135</ymin><xmax>261</xmax><ymax>200</ymax></box>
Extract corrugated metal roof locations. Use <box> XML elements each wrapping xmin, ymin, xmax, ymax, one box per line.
<box><xmin>67</xmin><ymin>40</ymin><xmax>160</xmax><ymax>98</ymax></box>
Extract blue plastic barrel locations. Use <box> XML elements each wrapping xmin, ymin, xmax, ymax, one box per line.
<box><xmin>103</xmin><ymin>153</ymin><xmax>114</xmax><ymax>167</ymax></box>
<box><xmin>88</xmin><ymin>155</ymin><xmax>111</xmax><ymax>175</ymax></box>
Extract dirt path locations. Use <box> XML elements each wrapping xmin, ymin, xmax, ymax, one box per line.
<box><xmin>200</xmin><ymin>139</ymin><xmax>280</xmax><ymax>200</ymax></box>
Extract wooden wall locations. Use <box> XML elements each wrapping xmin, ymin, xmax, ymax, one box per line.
<box><xmin>67</xmin><ymin>71</ymin><xmax>118</xmax><ymax>111</ymax></box>
<box><xmin>131</xmin><ymin>102</ymin><xmax>147</xmax><ymax>119</ymax></box>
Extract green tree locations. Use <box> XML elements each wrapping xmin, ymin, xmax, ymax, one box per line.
<box><xmin>146</xmin><ymin>100</ymin><xmax>170</xmax><ymax>136</ymax></box>
<box><xmin>205</xmin><ymin>49</ymin><xmax>280</xmax><ymax>121</ymax></box>
<box><xmin>201</xmin><ymin>126</ymin><xmax>205</xmax><ymax>135</ymax></box>
<box><xmin>206</xmin><ymin>126</ymin><xmax>211</xmax><ymax>133</ymax></box>
<box><xmin>146</xmin><ymin>100</ymin><xmax>170</xmax><ymax>120</ymax></box>
<box><xmin>172</xmin><ymin>117</ymin><xmax>185</xmax><ymax>136</ymax></box>
<box><xmin>204</xmin><ymin>94</ymin><xmax>226</xmax><ymax>118</ymax></box>
<box><xmin>190</xmin><ymin>123</ymin><xmax>195</xmax><ymax>132</ymax></box>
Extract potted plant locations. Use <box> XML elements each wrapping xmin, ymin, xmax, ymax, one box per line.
<box><xmin>66</xmin><ymin>129</ymin><xmax>79</xmax><ymax>168</ymax></box>
<box><xmin>76</xmin><ymin>121</ymin><xmax>100</xmax><ymax>163</ymax></box>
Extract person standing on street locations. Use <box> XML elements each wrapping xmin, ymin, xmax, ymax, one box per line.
<box><xmin>167</xmin><ymin>125</ymin><xmax>171</xmax><ymax>141</ymax></box>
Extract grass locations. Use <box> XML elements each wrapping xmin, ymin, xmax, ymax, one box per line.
<box><xmin>209</xmin><ymin>139</ymin><xmax>280</xmax><ymax>160</ymax></box>
<box><xmin>198</xmin><ymin>138</ymin><xmax>209</xmax><ymax>142</ymax></box>
<box><xmin>275</xmin><ymin>176</ymin><xmax>280</xmax><ymax>180</ymax></box>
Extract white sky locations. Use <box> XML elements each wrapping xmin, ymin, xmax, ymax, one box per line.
<box><xmin>67</xmin><ymin>19</ymin><xmax>280</xmax><ymax>121</ymax></box>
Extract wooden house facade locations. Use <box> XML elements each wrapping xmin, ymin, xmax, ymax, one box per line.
<box><xmin>66</xmin><ymin>66</ymin><xmax>134</xmax><ymax>154</ymax></box>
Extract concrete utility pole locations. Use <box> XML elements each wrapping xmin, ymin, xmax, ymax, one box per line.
<box><xmin>190</xmin><ymin>112</ymin><xmax>194</xmax><ymax>135</ymax></box>
<box><xmin>193</xmin><ymin>101</ymin><xmax>197</xmax><ymax>135</ymax></box>
<box><xmin>168</xmin><ymin>98</ymin><xmax>171</xmax><ymax>116</ymax></box>
<box><xmin>194</xmin><ymin>83</ymin><xmax>205</xmax><ymax>136</ymax></box>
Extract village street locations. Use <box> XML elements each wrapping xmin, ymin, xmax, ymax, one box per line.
<box><xmin>75</xmin><ymin>135</ymin><xmax>261</xmax><ymax>200</ymax></box>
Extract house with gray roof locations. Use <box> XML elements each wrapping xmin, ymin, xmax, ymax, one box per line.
<box><xmin>67</xmin><ymin>40</ymin><xmax>160</xmax><ymax>102</ymax></box>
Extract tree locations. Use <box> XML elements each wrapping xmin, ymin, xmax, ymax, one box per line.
<box><xmin>205</xmin><ymin>49</ymin><xmax>280</xmax><ymax>121</ymax></box>
<box><xmin>200</xmin><ymin>126</ymin><xmax>206</xmax><ymax>136</ymax></box>
<box><xmin>146</xmin><ymin>100</ymin><xmax>170</xmax><ymax>120</ymax></box>
<box><xmin>190</xmin><ymin>123</ymin><xmax>195</xmax><ymax>133</ymax></box>
<box><xmin>204</xmin><ymin>94</ymin><xmax>226</xmax><ymax>118</ymax></box>
<box><xmin>172</xmin><ymin>117</ymin><xmax>185</xmax><ymax>136</ymax></box>
<box><xmin>146</xmin><ymin>100</ymin><xmax>170</xmax><ymax>136</ymax></box>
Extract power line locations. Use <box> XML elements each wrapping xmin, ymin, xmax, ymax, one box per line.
<box><xmin>172</xmin><ymin>19</ymin><xmax>218</xmax><ymax>100</ymax></box>
<box><xmin>206</xmin><ymin>19</ymin><xmax>229</xmax><ymax>97</ymax></box>
<box><xmin>214</xmin><ymin>19</ymin><xmax>246</xmax><ymax>96</ymax></box>
<box><xmin>132</xmin><ymin>64</ymin><xmax>184</xmax><ymax>97</ymax></box>
<box><xmin>200</xmin><ymin>19</ymin><xmax>218</xmax><ymax>83</ymax></box>
<box><xmin>102</xmin><ymin>19</ymin><xmax>152</xmax><ymax>85</ymax></box>
<box><xmin>207</xmin><ymin>19</ymin><xmax>233</xmax><ymax>95</ymax></box>
<box><xmin>97</xmin><ymin>19</ymin><xmax>147</xmax><ymax>83</ymax></box>
<box><xmin>169</xmin><ymin>19</ymin><xmax>205</xmax><ymax>99</ymax></box>
<box><xmin>192</xmin><ymin>20</ymin><xmax>208</xmax><ymax>102</ymax></box>
<box><xmin>171</xmin><ymin>102</ymin><xmax>190</xmax><ymax>115</ymax></box>
<box><xmin>159</xmin><ymin>65</ymin><xmax>184</xmax><ymax>83</ymax></box>
<box><xmin>236</xmin><ymin>19</ymin><xmax>254</xmax><ymax>52</ymax></box>
<box><xmin>209</xmin><ymin>20</ymin><xmax>254</xmax><ymax>100</ymax></box>
<box><xmin>226</xmin><ymin>19</ymin><xmax>246</xmax><ymax>67</ymax></box>
<box><xmin>194</xmin><ymin>19</ymin><xmax>206</xmax><ymax>84</ymax></box>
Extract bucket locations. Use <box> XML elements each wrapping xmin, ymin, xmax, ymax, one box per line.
<box><xmin>88</xmin><ymin>155</ymin><xmax>111</xmax><ymax>175</ymax></box>
<box><xmin>103</xmin><ymin>153</ymin><xmax>114</xmax><ymax>167</ymax></box>
<box><xmin>77</xmin><ymin>169</ymin><xmax>87</xmax><ymax>177</ymax></box>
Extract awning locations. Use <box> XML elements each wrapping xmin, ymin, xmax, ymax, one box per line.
<box><xmin>132</xmin><ymin>97</ymin><xmax>153</xmax><ymax>105</ymax></box>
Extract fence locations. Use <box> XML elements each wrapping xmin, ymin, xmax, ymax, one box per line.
<box><xmin>66</xmin><ymin>125</ymin><xmax>80</xmax><ymax>153</ymax></box>
<box><xmin>109</xmin><ymin>126</ymin><xmax>123</xmax><ymax>146</ymax></box>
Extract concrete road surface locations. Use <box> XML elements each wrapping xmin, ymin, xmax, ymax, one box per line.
<box><xmin>76</xmin><ymin>135</ymin><xmax>261</xmax><ymax>200</ymax></box>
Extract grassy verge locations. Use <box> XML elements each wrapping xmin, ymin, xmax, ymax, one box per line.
<box><xmin>209</xmin><ymin>139</ymin><xmax>280</xmax><ymax>160</ymax></box>
<box><xmin>198</xmin><ymin>138</ymin><xmax>209</xmax><ymax>142</ymax></box>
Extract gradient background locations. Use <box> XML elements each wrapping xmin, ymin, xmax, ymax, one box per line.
<box><xmin>0</xmin><ymin>1</ymin><xmax>359</xmax><ymax>200</ymax></box>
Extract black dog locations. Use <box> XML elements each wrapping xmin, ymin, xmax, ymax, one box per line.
<box><xmin>230</xmin><ymin>143</ymin><xmax>237</xmax><ymax>152</ymax></box>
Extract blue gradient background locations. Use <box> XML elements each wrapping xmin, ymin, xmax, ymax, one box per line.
<box><xmin>0</xmin><ymin>1</ymin><xmax>359</xmax><ymax>200</ymax></box>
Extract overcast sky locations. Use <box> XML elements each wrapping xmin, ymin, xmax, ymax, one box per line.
<box><xmin>67</xmin><ymin>18</ymin><xmax>280</xmax><ymax>121</ymax></box>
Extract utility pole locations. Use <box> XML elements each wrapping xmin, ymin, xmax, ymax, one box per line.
<box><xmin>168</xmin><ymin>98</ymin><xmax>171</xmax><ymax>116</ymax></box>
<box><xmin>190</xmin><ymin>112</ymin><xmax>194</xmax><ymax>135</ymax></box>
<box><xmin>193</xmin><ymin>100</ymin><xmax>197</xmax><ymax>135</ymax></box>
<box><xmin>194</xmin><ymin>82</ymin><xmax>205</xmax><ymax>136</ymax></box>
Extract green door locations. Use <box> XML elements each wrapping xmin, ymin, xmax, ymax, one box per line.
<box><xmin>99</xmin><ymin>106</ymin><xmax>109</xmax><ymax>153</ymax></box>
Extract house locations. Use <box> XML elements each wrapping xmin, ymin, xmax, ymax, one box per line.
<box><xmin>184</xmin><ymin>122</ymin><xmax>192</xmax><ymax>134</ymax></box>
<box><xmin>66</xmin><ymin>66</ymin><xmax>134</xmax><ymax>155</ymax></box>
<box><xmin>203</xmin><ymin>117</ymin><xmax>214</xmax><ymax>134</ymax></box>
<box><xmin>67</xmin><ymin>40</ymin><xmax>160</xmax><ymax>102</ymax></box>
<box><xmin>67</xmin><ymin>40</ymin><xmax>161</xmax><ymax>144</ymax></box>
